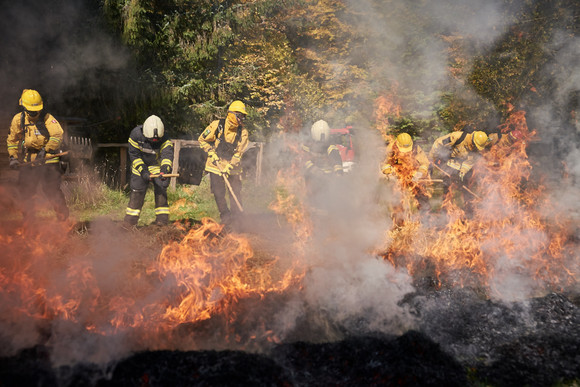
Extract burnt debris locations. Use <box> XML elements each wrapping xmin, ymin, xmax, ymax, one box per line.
<box><xmin>0</xmin><ymin>291</ymin><xmax>578</xmax><ymax>386</ymax></box>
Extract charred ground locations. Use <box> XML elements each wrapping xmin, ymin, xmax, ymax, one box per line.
<box><xmin>0</xmin><ymin>219</ymin><xmax>578</xmax><ymax>387</ymax></box>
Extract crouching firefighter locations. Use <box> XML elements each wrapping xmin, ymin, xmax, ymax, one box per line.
<box><xmin>428</xmin><ymin>129</ymin><xmax>489</xmax><ymax>212</ymax></box>
<box><xmin>199</xmin><ymin>100</ymin><xmax>249</xmax><ymax>225</ymax></box>
<box><xmin>6</xmin><ymin>89</ymin><xmax>68</xmax><ymax>221</ymax></box>
<box><xmin>124</xmin><ymin>115</ymin><xmax>174</xmax><ymax>227</ymax></box>
<box><xmin>381</xmin><ymin>132</ymin><xmax>432</xmax><ymax>213</ymax></box>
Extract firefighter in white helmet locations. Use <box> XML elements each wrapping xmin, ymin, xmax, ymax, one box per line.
<box><xmin>124</xmin><ymin>115</ymin><xmax>174</xmax><ymax>227</ymax></box>
<box><xmin>381</xmin><ymin>132</ymin><xmax>432</xmax><ymax>212</ymax></box>
<box><xmin>302</xmin><ymin>120</ymin><xmax>343</xmax><ymax>177</ymax></box>
<box><xmin>6</xmin><ymin>89</ymin><xmax>68</xmax><ymax>221</ymax></box>
<box><xmin>299</xmin><ymin>119</ymin><xmax>344</xmax><ymax>212</ymax></box>
<box><xmin>198</xmin><ymin>100</ymin><xmax>249</xmax><ymax>225</ymax></box>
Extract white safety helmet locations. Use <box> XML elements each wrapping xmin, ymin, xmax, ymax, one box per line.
<box><xmin>311</xmin><ymin>120</ymin><xmax>330</xmax><ymax>142</ymax></box>
<box><xmin>143</xmin><ymin>115</ymin><xmax>164</xmax><ymax>141</ymax></box>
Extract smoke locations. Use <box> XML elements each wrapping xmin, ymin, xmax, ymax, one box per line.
<box><xmin>344</xmin><ymin>0</ymin><xmax>512</xmax><ymax>112</ymax></box>
<box><xmin>0</xmin><ymin>0</ymin><xmax>128</xmax><ymax>118</ymax></box>
<box><xmin>332</xmin><ymin>0</ymin><xmax>580</xmax><ymax>302</ymax></box>
<box><xmin>1</xmin><ymin>0</ymin><xmax>579</xmax><ymax>372</ymax></box>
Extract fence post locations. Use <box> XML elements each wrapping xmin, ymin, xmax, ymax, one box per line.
<box><xmin>171</xmin><ymin>140</ymin><xmax>181</xmax><ymax>191</ymax></box>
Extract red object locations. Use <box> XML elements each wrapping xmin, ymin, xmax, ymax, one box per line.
<box><xmin>330</xmin><ymin>126</ymin><xmax>356</xmax><ymax>163</ymax></box>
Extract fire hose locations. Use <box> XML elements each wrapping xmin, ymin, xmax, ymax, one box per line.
<box><xmin>430</xmin><ymin>162</ymin><xmax>482</xmax><ymax>200</ymax></box>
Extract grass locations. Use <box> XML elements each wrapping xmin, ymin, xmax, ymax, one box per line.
<box><xmin>62</xmin><ymin>172</ymin><xmax>276</xmax><ymax>226</ymax></box>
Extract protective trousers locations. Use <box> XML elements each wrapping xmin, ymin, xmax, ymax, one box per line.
<box><xmin>18</xmin><ymin>164</ymin><xmax>69</xmax><ymax>221</ymax></box>
<box><xmin>209</xmin><ymin>172</ymin><xmax>242</xmax><ymax>223</ymax></box>
<box><xmin>124</xmin><ymin>175</ymin><xmax>169</xmax><ymax>226</ymax></box>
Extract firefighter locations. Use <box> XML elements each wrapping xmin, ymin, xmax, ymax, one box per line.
<box><xmin>381</xmin><ymin>132</ymin><xmax>432</xmax><ymax>212</ymax></box>
<box><xmin>124</xmin><ymin>115</ymin><xmax>174</xmax><ymax>227</ymax></box>
<box><xmin>6</xmin><ymin>89</ymin><xmax>68</xmax><ymax>221</ymax></box>
<box><xmin>428</xmin><ymin>129</ymin><xmax>489</xmax><ymax>210</ymax></box>
<box><xmin>198</xmin><ymin>100</ymin><xmax>249</xmax><ymax>224</ymax></box>
<box><xmin>302</xmin><ymin>119</ymin><xmax>343</xmax><ymax>178</ymax></box>
<box><xmin>300</xmin><ymin>119</ymin><xmax>343</xmax><ymax>212</ymax></box>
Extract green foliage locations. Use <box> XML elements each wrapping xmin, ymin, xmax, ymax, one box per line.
<box><xmin>100</xmin><ymin>0</ymin><xmax>307</xmax><ymax>139</ymax></box>
<box><xmin>467</xmin><ymin>0</ymin><xmax>576</xmax><ymax>120</ymax></box>
<box><xmin>93</xmin><ymin>0</ymin><xmax>580</xmax><ymax>148</ymax></box>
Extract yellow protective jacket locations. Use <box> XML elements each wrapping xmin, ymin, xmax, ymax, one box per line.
<box><xmin>428</xmin><ymin>131</ymin><xmax>482</xmax><ymax>174</ymax></box>
<box><xmin>488</xmin><ymin>132</ymin><xmax>518</xmax><ymax>148</ymax></box>
<box><xmin>382</xmin><ymin>141</ymin><xmax>430</xmax><ymax>177</ymax></box>
<box><xmin>198</xmin><ymin>114</ymin><xmax>249</xmax><ymax>176</ymax></box>
<box><xmin>7</xmin><ymin>112</ymin><xmax>63</xmax><ymax>164</ymax></box>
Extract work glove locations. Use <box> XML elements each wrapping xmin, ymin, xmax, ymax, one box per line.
<box><xmin>208</xmin><ymin>150</ymin><xmax>220</xmax><ymax>163</ymax></box>
<box><xmin>141</xmin><ymin>170</ymin><xmax>151</xmax><ymax>182</ymax></box>
<box><xmin>159</xmin><ymin>165</ymin><xmax>171</xmax><ymax>180</ymax></box>
<box><xmin>154</xmin><ymin>176</ymin><xmax>170</xmax><ymax>189</ymax></box>
<box><xmin>161</xmin><ymin>165</ymin><xmax>171</xmax><ymax>175</ymax></box>
<box><xmin>222</xmin><ymin>163</ymin><xmax>234</xmax><ymax>178</ymax></box>
<box><xmin>36</xmin><ymin>148</ymin><xmax>46</xmax><ymax>163</ymax></box>
<box><xmin>458</xmin><ymin>163</ymin><xmax>472</xmax><ymax>181</ymax></box>
<box><xmin>381</xmin><ymin>164</ymin><xmax>394</xmax><ymax>176</ymax></box>
<box><xmin>412</xmin><ymin>171</ymin><xmax>423</xmax><ymax>182</ymax></box>
<box><xmin>9</xmin><ymin>157</ymin><xmax>19</xmax><ymax>169</ymax></box>
<box><xmin>381</xmin><ymin>164</ymin><xmax>396</xmax><ymax>180</ymax></box>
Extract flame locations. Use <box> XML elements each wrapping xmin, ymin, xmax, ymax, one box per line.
<box><xmin>381</xmin><ymin>110</ymin><xmax>577</xmax><ymax>294</ymax></box>
<box><xmin>0</xmin><ymin>215</ymin><xmax>305</xmax><ymax>349</ymax></box>
<box><xmin>374</xmin><ymin>87</ymin><xmax>402</xmax><ymax>138</ymax></box>
<box><xmin>382</xmin><ymin>149</ymin><xmax>433</xmax><ymax>226</ymax></box>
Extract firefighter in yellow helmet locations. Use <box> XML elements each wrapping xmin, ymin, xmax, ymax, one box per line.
<box><xmin>428</xmin><ymin>128</ymin><xmax>489</xmax><ymax>206</ymax></box>
<box><xmin>199</xmin><ymin>100</ymin><xmax>249</xmax><ymax>225</ymax></box>
<box><xmin>381</xmin><ymin>133</ymin><xmax>432</xmax><ymax>213</ymax></box>
<box><xmin>124</xmin><ymin>115</ymin><xmax>174</xmax><ymax>227</ymax></box>
<box><xmin>6</xmin><ymin>89</ymin><xmax>68</xmax><ymax>221</ymax></box>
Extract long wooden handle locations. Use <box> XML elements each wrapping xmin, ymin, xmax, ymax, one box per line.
<box><xmin>212</xmin><ymin>160</ymin><xmax>244</xmax><ymax>213</ymax></box>
<box><xmin>430</xmin><ymin>162</ymin><xmax>481</xmax><ymax>199</ymax></box>
<box><xmin>150</xmin><ymin>173</ymin><xmax>180</xmax><ymax>178</ymax></box>
<box><xmin>18</xmin><ymin>151</ymin><xmax>69</xmax><ymax>166</ymax></box>
<box><xmin>223</xmin><ymin>175</ymin><xmax>244</xmax><ymax>212</ymax></box>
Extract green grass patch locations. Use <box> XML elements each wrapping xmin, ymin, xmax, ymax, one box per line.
<box><xmin>62</xmin><ymin>173</ymin><xmax>277</xmax><ymax>225</ymax></box>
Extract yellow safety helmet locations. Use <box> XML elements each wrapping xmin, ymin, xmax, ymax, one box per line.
<box><xmin>395</xmin><ymin>133</ymin><xmax>413</xmax><ymax>153</ymax></box>
<box><xmin>20</xmin><ymin>89</ymin><xmax>43</xmax><ymax>111</ymax></box>
<box><xmin>228</xmin><ymin>100</ymin><xmax>247</xmax><ymax>115</ymax></box>
<box><xmin>472</xmin><ymin>131</ymin><xmax>489</xmax><ymax>150</ymax></box>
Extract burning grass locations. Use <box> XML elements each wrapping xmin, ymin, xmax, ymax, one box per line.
<box><xmin>378</xmin><ymin>111</ymin><xmax>577</xmax><ymax>300</ymax></box>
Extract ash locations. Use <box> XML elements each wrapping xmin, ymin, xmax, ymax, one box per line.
<box><xmin>0</xmin><ymin>289</ymin><xmax>578</xmax><ymax>386</ymax></box>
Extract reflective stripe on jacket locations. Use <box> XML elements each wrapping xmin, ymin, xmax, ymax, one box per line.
<box><xmin>7</xmin><ymin>112</ymin><xmax>63</xmax><ymax>163</ymax></box>
<box><xmin>128</xmin><ymin>125</ymin><xmax>174</xmax><ymax>177</ymax></box>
